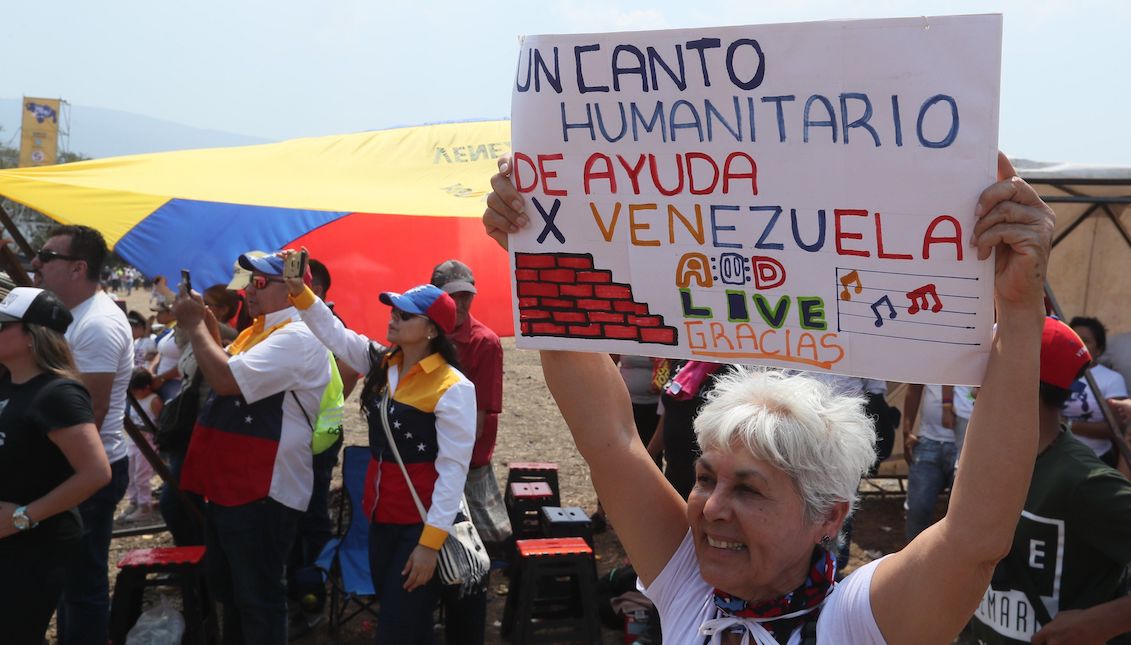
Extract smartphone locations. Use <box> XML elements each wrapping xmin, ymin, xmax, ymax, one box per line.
<box><xmin>180</xmin><ymin>269</ymin><xmax>192</xmax><ymax>295</ymax></box>
<box><xmin>284</xmin><ymin>250</ymin><xmax>308</xmax><ymax>280</ymax></box>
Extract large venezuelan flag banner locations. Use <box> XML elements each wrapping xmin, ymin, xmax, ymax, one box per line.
<box><xmin>0</xmin><ymin>120</ymin><xmax>513</xmax><ymax>340</ymax></box>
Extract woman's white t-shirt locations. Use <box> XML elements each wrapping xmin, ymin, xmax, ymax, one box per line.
<box><xmin>155</xmin><ymin>328</ymin><xmax>182</xmax><ymax>376</ymax></box>
<box><xmin>1062</xmin><ymin>364</ymin><xmax>1128</xmax><ymax>457</ymax></box>
<box><xmin>640</xmin><ymin>530</ymin><xmax>887</xmax><ymax>644</ymax></box>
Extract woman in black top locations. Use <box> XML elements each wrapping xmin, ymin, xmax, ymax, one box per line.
<box><xmin>0</xmin><ymin>287</ymin><xmax>110</xmax><ymax>644</ymax></box>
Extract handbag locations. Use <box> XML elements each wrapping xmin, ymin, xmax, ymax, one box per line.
<box><xmin>155</xmin><ymin>370</ymin><xmax>206</xmax><ymax>454</ymax></box>
<box><xmin>378</xmin><ymin>387</ymin><xmax>489</xmax><ymax>595</ymax></box>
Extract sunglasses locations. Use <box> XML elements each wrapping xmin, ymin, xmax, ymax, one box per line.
<box><xmin>390</xmin><ymin>309</ymin><xmax>426</xmax><ymax>322</ymax></box>
<box><xmin>250</xmin><ymin>275</ymin><xmax>286</xmax><ymax>290</ymax></box>
<box><xmin>37</xmin><ymin>248</ymin><xmax>82</xmax><ymax>264</ymax></box>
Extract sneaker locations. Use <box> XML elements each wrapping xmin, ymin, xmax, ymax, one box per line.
<box><xmin>122</xmin><ymin>504</ymin><xmax>158</xmax><ymax>524</ymax></box>
<box><xmin>114</xmin><ymin>503</ymin><xmax>139</xmax><ymax>524</ymax></box>
<box><xmin>288</xmin><ymin>610</ymin><xmax>326</xmax><ymax>641</ymax></box>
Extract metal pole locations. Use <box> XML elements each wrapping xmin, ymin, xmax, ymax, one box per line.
<box><xmin>0</xmin><ymin>244</ymin><xmax>31</xmax><ymax>287</ymax></box>
<box><xmin>0</xmin><ymin>204</ymin><xmax>35</xmax><ymax>287</ymax></box>
<box><xmin>0</xmin><ymin>203</ymin><xmax>38</xmax><ymax>259</ymax></box>
<box><xmin>125</xmin><ymin>391</ymin><xmax>205</xmax><ymax>528</ymax></box>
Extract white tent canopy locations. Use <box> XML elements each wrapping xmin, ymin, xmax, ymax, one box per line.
<box><xmin>1014</xmin><ymin>158</ymin><xmax>1131</xmax><ymax>331</ymax></box>
<box><xmin>1014</xmin><ymin>158</ymin><xmax>1131</xmax><ymax>387</ymax></box>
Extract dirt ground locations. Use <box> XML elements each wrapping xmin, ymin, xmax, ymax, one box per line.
<box><xmin>92</xmin><ymin>289</ymin><xmax>922</xmax><ymax>644</ymax></box>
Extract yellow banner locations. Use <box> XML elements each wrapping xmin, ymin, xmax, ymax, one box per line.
<box><xmin>19</xmin><ymin>97</ymin><xmax>61</xmax><ymax>167</ymax></box>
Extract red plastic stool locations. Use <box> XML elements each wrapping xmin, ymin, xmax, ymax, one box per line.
<box><xmin>506</xmin><ymin>462</ymin><xmax>561</xmax><ymax>507</ymax></box>
<box><xmin>108</xmin><ymin>546</ymin><xmax>215</xmax><ymax>645</ymax></box>
<box><xmin>502</xmin><ymin>537</ymin><xmax>601</xmax><ymax>644</ymax></box>
<box><xmin>507</xmin><ymin>481</ymin><xmax>555</xmax><ymax>540</ymax></box>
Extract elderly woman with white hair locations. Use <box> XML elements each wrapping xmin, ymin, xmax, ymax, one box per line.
<box><xmin>482</xmin><ymin>153</ymin><xmax>1055</xmax><ymax>644</ymax></box>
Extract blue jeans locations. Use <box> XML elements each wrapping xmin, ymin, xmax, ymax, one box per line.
<box><xmin>205</xmin><ymin>498</ymin><xmax>302</xmax><ymax>645</ymax></box>
<box><xmin>439</xmin><ymin>582</ymin><xmax>487</xmax><ymax>645</ymax></box>
<box><xmin>296</xmin><ymin>435</ymin><xmax>342</xmax><ymax>564</ymax></box>
<box><xmin>57</xmin><ymin>456</ymin><xmax>129</xmax><ymax>645</ymax></box>
<box><xmin>370</xmin><ymin>522</ymin><xmax>438</xmax><ymax>644</ymax></box>
<box><xmin>289</xmin><ymin>436</ymin><xmax>343</xmax><ymax>608</ymax></box>
<box><xmin>905</xmin><ymin>437</ymin><xmax>957</xmax><ymax>541</ymax></box>
<box><xmin>1</xmin><ymin>528</ymin><xmax>80</xmax><ymax>644</ymax></box>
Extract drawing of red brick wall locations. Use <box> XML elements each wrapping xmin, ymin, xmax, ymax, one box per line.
<box><xmin>515</xmin><ymin>252</ymin><xmax>678</xmax><ymax>345</ymax></box>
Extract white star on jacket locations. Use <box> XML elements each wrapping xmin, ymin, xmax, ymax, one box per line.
<box><xmin>244</xmin><ymin>415</ymin><xmax>253</xmax><ymax>423</ymax></box>
<box><xmin>417</xmin><ymin>443</ymin><xmax>427</xmax><ymax>452</ymax></box>
<box><xmin>393</xmin><ymin>420</ymin><xmax>401</xmax><ymax>429</ymax></box>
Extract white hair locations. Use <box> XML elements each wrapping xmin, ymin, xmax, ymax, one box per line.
<box><xmin>694</xmin><ymin>368</ymin><xmax>877</xmax><ymax>525</ymax></box>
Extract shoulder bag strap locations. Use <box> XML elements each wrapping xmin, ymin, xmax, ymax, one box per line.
<box><xmin>378</xmin><ymin>387</ymin><xmax>429</xmax><ymax>523</ymax></box>
<box><xmin>291</xmin><ymin>390</ymin><xmax>313</xmax><ymax>431</ymax></box>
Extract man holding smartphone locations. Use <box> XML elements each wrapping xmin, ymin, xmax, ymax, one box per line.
<box><xmin>173</xmin><ymin>250</ymin><xmax>332</xmax><ymax>643</ymax></box>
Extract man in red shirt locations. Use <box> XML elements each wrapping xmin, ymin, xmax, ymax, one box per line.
<box><xmin>431</xmin><ymin>259</ymin><xmax>508</xmax><ymax>645</ymax></box>
<box><xmin>431</xmin><ymin>259</ymin><xmax>509</xmax><ymax>544</ymax></box>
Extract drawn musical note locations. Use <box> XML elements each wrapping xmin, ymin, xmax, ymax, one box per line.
<box><xmin>906</xmin><ymin>283</ymin><xmax>943</xmax><ymax>314</ymax></box>
<box><xmin>839</xmin><ymin>270</ymin><xmax>863</xmax><ymax>301</ymax></box>
<box><xmin>871</xmin><ymin>295</ymin><xmax>897</xmax><ymax>327</ymax></box>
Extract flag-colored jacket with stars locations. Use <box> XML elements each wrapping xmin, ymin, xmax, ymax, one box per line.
<box><xmin>180</xmin><ymin>307</ymin><xmax>332</xmax><ymax>511</ymax></box>
<box><xmin>289</xmin><ymin>287</ymin><xmax>476</xmax><ymax>551</ymax></box>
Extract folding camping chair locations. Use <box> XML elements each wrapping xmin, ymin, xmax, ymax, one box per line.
<box><xmin>316</xmin><ymin>445</ymin><xmax>379</xmax><ymax>631</ymax></box>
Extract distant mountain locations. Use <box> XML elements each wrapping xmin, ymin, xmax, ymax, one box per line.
<box><xmin>0</xmin><ymin>98</ymin><xmax>272</xmax><ymax>159</ymax></box>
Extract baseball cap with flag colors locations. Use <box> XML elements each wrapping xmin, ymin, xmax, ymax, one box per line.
<box><xmin>379</xmin><ymin>284</ymin><xmax>456</xmax><ymax>334</ymax></box>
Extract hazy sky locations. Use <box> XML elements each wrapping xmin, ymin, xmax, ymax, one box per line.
<box><xmin>4</xmin><ymin>0</ymin><xmax>1128</xmax><ymax>164</ymax></box>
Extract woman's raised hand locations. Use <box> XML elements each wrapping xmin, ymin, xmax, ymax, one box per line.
<box><xmin>482</xmin><ymin>155</ymin><xmax>529</xmax><ymax>250</ymax></box>
<box><xmin>972</xmin><ymin>153</ymin><xmax>1056</xmax><ymax>311</ymax></box>
<box><xmin>278</xmin><ymin>248</ymin><xmax>308</xmax><ymax>297</ymax></box>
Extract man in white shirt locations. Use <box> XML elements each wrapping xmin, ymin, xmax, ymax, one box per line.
<box><xmin>902</xmin><ymin>384</ymin><xmax>959</xmax><ymax>541</ymax></box>
<box><xmin>174</xmin><ymin>251</ymin><xmax>331</xmax><ymax>643</ymax></box>
<box><xmin>32</xmin><ymin>225</ymin><xmax>134</xmax><ymax>645</ymax></box>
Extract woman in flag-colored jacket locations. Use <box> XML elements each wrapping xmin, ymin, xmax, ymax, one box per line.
<box><xmin>285</xmin><ymin>269</ymin><xmax>476</xmax><ymax>644</ymax></box>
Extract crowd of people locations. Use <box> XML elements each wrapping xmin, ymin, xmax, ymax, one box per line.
<box><xmin>0</xmin><ymin>150</ymin><xmax>1128</xmax><ymax>645</ymax></box>
<box><xmin>0</xmin><ymin>224</ymin><xmax>511</xmax><ymax>644</ymax></box>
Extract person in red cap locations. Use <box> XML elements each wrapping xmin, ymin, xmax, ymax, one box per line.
<box><xmin>970</xmin><ymin>317</ymin><xmax>1131</xmax><ymax>644</ymax></box>
<box><xmin>283</xmin><ymin>267</ymin><xmax>476</xmax><ymax>644</ymax></box>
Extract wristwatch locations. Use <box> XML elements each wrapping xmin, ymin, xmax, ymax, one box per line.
<box><xmin>12</xmin><ymin>506</ymin><xmax>37</xmax><ymax>531</ymax></box>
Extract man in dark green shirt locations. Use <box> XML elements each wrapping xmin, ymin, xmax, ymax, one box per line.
<box><xmin>973</xmin><ymin>317</ymin><xmax>1131</xmax><ymax>644</ymax></box>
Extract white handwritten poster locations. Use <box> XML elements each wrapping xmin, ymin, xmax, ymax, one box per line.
<box><xmin>509</xmin><ymin>14</ymin><xmax>1002</xmax><ymax>385</ymax></box>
